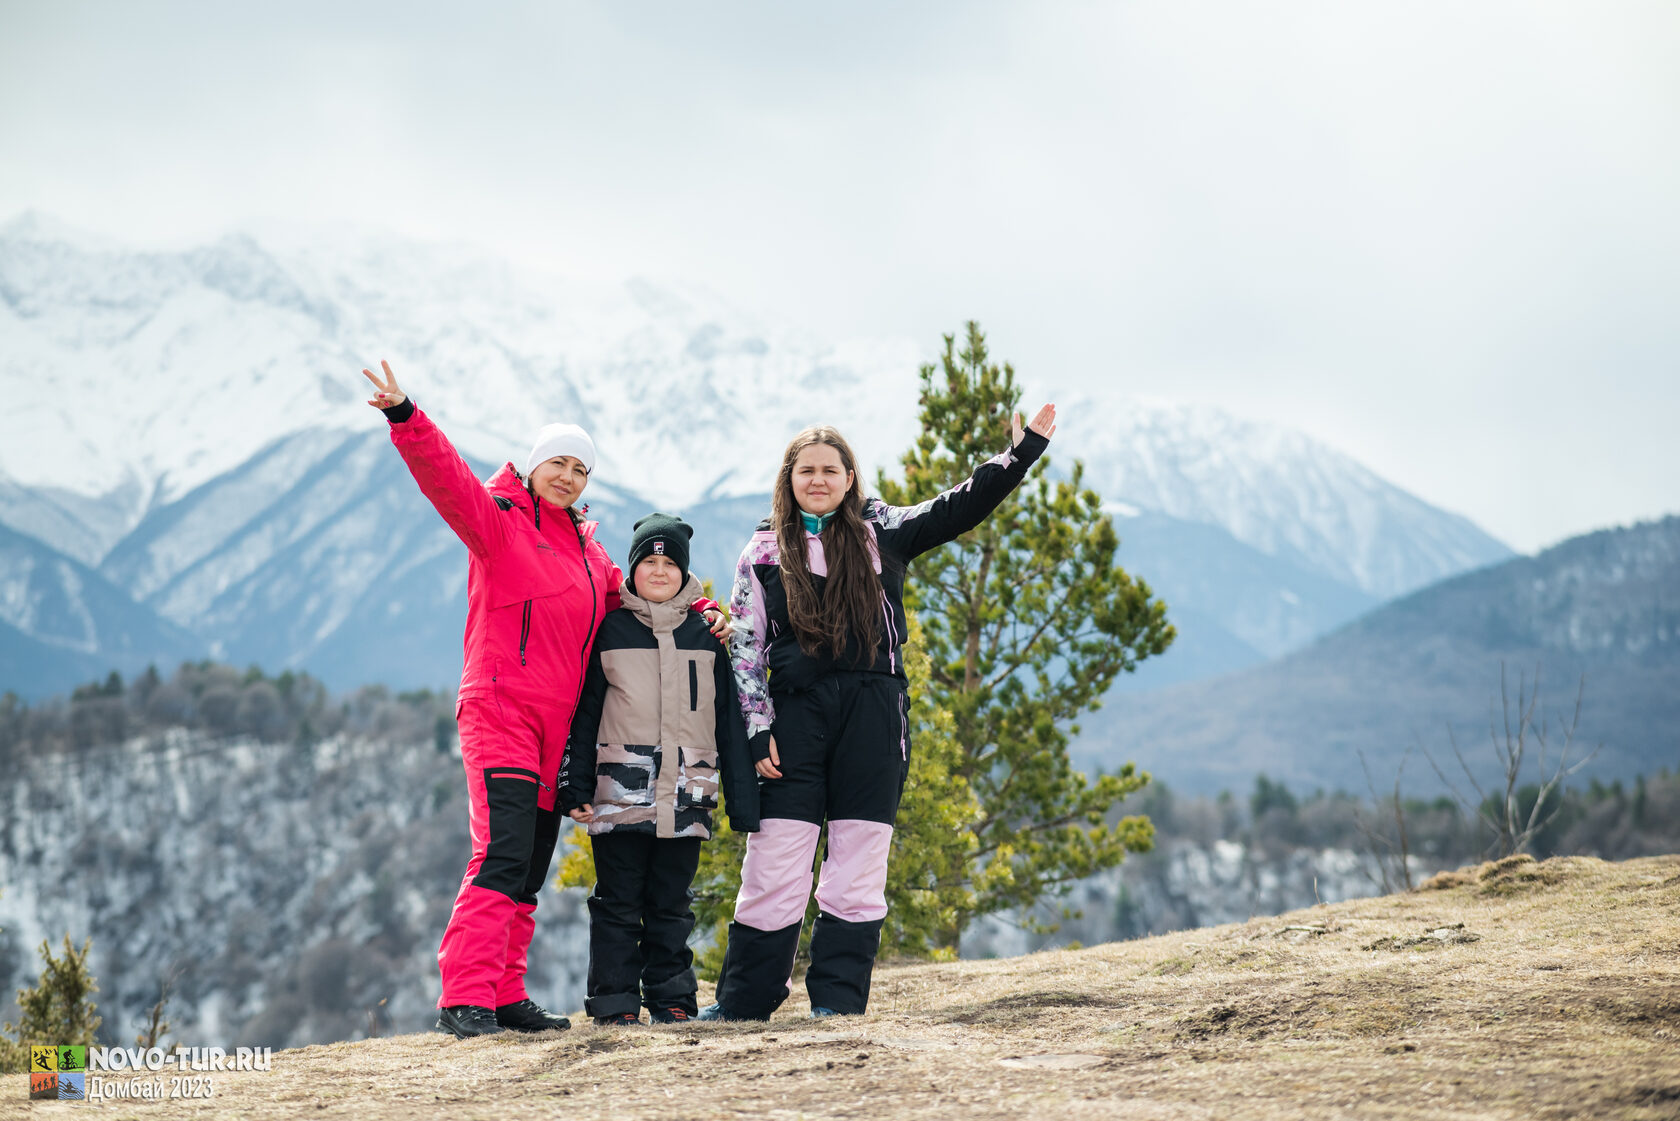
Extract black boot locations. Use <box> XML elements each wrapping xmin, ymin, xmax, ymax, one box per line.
<box><xmin>712</xmin><ymin>919</ymin><xmax>800</xmax><ymax>1019</ymax></box>
<box><xmin>648</xmin><ymin>1005</ymin><xmax>695</xmax><ymax>1024</ymax></box>
<box><xmin>495</xmin><ymin>999</ymin><xmax>572</xmax><ymax>1032</ymax></box>
<box><xmin>805</xmin><ymin>911</ymin><xmax>884</xmax><ymax>1016</ymax></box>
<box><xmin>435</xmin><ymin>1005</ymin><xmax>505</xmax><ymax>1038</ymax></box>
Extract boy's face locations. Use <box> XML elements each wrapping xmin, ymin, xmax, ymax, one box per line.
<box><xmin>634</xmin><ymin>553</ymin><xmax>683</xmax><ymax>603</ymax></box>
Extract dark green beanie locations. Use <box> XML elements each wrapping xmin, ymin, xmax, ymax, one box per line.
<box><xmin>627</xmin><ymin>512</ymin><xmax>693</xmax><ymax>595</ymax></box>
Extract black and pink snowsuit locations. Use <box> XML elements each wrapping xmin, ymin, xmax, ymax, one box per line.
<box><xmin>714</xmin><ymin>429</ymin><xmax>1048</xmax><ymax>1017</ymax></box>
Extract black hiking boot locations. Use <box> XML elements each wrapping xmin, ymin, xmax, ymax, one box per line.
<box><xmin>648</xmin><ymin>1005</ymin><xmax>696</xmax><ymax>1024</ymax></box>
<box><xmin>594</xmin><ymin>1011</ymin><xmax>643</xmax><ymax>1027</ymax></box>
<box><xmin>495</xmin><ymin>999</ymin><xmax>572</xmax><ymax>1033</ymax></box>
<box><xmin>435</xmin><ymin>1004</ymin><xmax>505</xmax><ymax>1038</ymax></box>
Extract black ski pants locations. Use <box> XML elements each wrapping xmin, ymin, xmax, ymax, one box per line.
<box><xmin>713</xmin><ymin>671</ymin><xmax>909</xmax><ymax>1018</ymax></box>
<box><xmin>585</xmin><ymin>832</ymin><xmax>703</xmax><ymax>1019</ymax></box>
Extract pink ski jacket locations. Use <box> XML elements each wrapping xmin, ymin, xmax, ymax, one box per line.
<box><xmin>388</xmin><ymin>403</ymin><xmax>621</xmax><ymax>714</ymax></box>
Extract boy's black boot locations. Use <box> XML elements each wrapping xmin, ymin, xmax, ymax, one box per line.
<box><xmin>435</xmin><ymin>1005</ymin><xmax>505</xmax><ymax>1038</ymax></box>
<box><xmin>648</xmin><ymin>1005</ymin><xmax>695</xmax><ymax>1024</ymax></box>
<box><xmin>496</xmin><ymin>999</ymin><xmax>572</xmax><ymax>1032</ymax></box>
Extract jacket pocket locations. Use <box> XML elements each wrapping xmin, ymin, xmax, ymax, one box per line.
<box><xmin>676</xmin><ymin>746</ymin><xmax>720</xmax><ymax>811</ymax></box>
<box><xmin>689</xmin><ymin>660</ymin><xmax>698</xmax><ymax>710</ymax></box>
<box><xmin>593</xmin><ymin>743</ymin><xmax>658</xmax><ymax>813</ymax></box>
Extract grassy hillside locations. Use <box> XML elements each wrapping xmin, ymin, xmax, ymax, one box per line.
<box><xmin>8</xmin><ymin>855</ymin><xmax>1678</xmax><ymax>1119</ymax></box>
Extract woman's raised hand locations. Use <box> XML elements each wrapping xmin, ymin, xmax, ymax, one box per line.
<box><xmin>362</xmin><ymin>360</ymin><xmax>407</xmax><ymax>410</ymax></box>
<box><xmin>1011</xmin><ymin>403</ymin><xmax>1057</xmax><ymax>446</ymax></box>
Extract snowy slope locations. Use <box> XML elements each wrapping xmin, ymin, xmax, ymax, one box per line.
<box><xmin>0</xmin><ymin>210</ymin><xmax>923</xmax><ymax>536</ymax></box>
<box><xmin>0</xmin><ymin>522</ymin><xmax>200</xmax><ymax>695</ymax></box>
<box><xmin>96</xmin><ymin>428</ymin><xmax>658</xmax><ymax>691</ymax></box>
<box><xmin>1</xmin><ymin>213</ymin><xmax>1523</xmax><ymax>697</ymax></box>
<box><xmin>0</xmin><ymin>727</ymin><xmax>583</xmax><ymax>1047</ymax></box>
<box><xmin>1060</xmin><ymin>399</ymin><xmax>1512</xmax><ymax>600</ymax></box>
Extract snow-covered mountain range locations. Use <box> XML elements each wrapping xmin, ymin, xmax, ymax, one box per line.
<box><xmin>1060</xmin><ymin>399</ymin><xmax>1508</xmax><ymax>602</ymax></box>
<box><xmin>0</xmin><ymin>209</ymin><xmax>920</xmax><ymax>527</ymax></box>
<box><xmin>0</xmin><ymin>212</ymin><xmax>1513</xmax><ymax>697</ymax></box>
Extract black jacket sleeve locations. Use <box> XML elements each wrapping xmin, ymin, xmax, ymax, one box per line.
<box><xmin>559</xmin><ymin>645</ymin><xmax>607</xmax><ymax>813</ymax></box>
<box><xmin>713</xmin><ymin>635</ymin><xmax>761</xmax><ymax>833</ymax></box>
<box><xmin>381</xmin><ymin>397</ymin><xmax>416</xmax><ymax>423</ymax></box>
<box><xmin>871</xmin><ymin>430</ymin><xmax>1049</xmax><ymax>561</ymax></box>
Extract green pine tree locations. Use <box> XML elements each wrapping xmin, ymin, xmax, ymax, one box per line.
<box><xmin>1</xmin><ymin>935</ymin><xmax>102</xmax><ymax>1073</ymax></box>
<box><xmin>875</xmin><ymin>321</ymin><xmax>1173</xmax><ymax>942</ymax></box>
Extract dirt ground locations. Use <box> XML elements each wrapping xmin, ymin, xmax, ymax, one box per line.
<box><xmin>6</xmin><ymin>854</ymin><xmax>1678</xmax><ymax>1120</ymax></box>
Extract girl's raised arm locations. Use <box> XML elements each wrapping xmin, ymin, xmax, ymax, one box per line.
<box><xmin>871</xmin><ymin>404</ymin><xmax>1056</xmax><ymax>560</ymax></box>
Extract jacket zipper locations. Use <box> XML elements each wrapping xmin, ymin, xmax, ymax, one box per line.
<box><xmin>518</xmin><ymin>497</ymin><xmax>599</xmax><ymax>691</ymax></box>
<box><xmin>689</xmin><ymin>660</ymin><xmax>698</xmax><ymax>710</ymax></box>
<box><xmin>520</xmin><ymin>496</ymin><xmax>541</xmax><ymax>668</ymax></box>
<box><xmin>882</xmin><ymin>597</ymin><xmax>900</xmax><ymax>673</ymax></box>
<box><xmin>569</xmin><ymin>509</ymin><xmax>599</xmax><ymax>714</ymax></box>
<box><xmin>898</xmin><ymin>691</ymin><xmax>908</xmax><ymax>760</ymax></box>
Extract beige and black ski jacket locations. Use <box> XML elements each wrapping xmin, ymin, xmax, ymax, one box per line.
<box><xmin>559</xmin><ymin>575</ymin><xmax>758</xmax><ymax>838</ymax></box>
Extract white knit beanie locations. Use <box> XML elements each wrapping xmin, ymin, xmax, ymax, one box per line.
<box><xmin>525</xmin><ymin>423</ymin><xmax>597</xmax><ymax>477</ymax></box>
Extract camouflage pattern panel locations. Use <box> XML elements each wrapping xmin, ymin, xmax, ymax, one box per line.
<box><xmin>672</xmin><ymin>805</ymin><xmax>713</xmax><ymax>838</ymax></box>
<box><xmin>591</xmin><ymin>742</ymin><xmax>661</xmax><ymax>833</ymax></box>
<box><xmin>667</xmin><ymin>745</ymin><xmax>718</xmax><ymax>838</ymax></box>
<box><xmin>677</xmin><ymin>745</ymin><xmax>720</xmax><ymax>811</ymax></box>
<box><xmin>589</xmin><ymin>815</ymin><xmax>656</xmax><ymax>836</ymax></box>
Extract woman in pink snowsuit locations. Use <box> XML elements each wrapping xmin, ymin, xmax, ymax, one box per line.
<box><xmin>363</xmin><ymin>362</ymin><xmax>720</xmax><ymax>1038</ymax></box>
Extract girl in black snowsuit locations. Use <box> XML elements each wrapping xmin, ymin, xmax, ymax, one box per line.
<box><xmin>701</xmin><ymin>405</ymin><xmax>1056</xmax><ymax>1019</ymax></box>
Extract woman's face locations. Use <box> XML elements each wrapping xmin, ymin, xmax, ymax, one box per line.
<box><xmin>790</xmin><ymin>443</ymin><xmax>853</xmax><ymax>517</ymax></box>
<box><xmin>528</xmin><ymin>455</ymin><xmax>589</xmax><ymax>508</ymax></box>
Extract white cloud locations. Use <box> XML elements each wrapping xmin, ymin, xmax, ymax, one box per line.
<box><xmin>1</xmin><ymin>0</ymin><xmax>1676</xmax><ymax>551</ymax></box>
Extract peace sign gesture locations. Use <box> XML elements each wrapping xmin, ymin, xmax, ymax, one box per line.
<box><xmin>1011</xmin><ymin>403</ymin><xmax>1057</xmax><ymax>446</ymax></box>
<box><xmin>362</xmin><ymin>360</ymin><xmax>407</xmax><ymax>410</ymax></box>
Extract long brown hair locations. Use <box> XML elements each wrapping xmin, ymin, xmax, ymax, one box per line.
<box><xmin>772</xmin><ymin>426</ymin><xmax>883</xmax><ymax>661</ymax></box>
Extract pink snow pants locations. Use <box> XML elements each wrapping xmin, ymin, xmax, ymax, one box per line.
<box><xmin>437</xmin><ymin>695</ymin><xmax>571</xmax><ymax>1009</ymax></box>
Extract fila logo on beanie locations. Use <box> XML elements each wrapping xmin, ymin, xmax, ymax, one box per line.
<box><xmin>628</xmin><ymin>513</ymin><xmax>693</xmax><ymax>594</ymax></box>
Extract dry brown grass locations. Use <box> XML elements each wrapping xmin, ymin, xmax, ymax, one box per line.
<box><xmin>6</xmin><ymin>855</ymin><xmax>1678</xmax><ymax>1120</ymax></box>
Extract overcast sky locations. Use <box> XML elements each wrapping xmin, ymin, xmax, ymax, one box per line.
<box><xmin>2</xmin><ymin>0</ymin><xmax>1676</xmax><ymax>552</ymax></box>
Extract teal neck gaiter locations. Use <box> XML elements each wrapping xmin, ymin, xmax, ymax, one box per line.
<box><xmin>801</xmin><ymin>510</ymin><xmax>836</xmax><ymax>535</ymax></box>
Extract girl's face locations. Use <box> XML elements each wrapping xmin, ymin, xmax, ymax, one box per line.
<box><xmin>790</xmin><ymin>443</ymin><xmax>853</xmax><ymax>517</ymax></box>
<box><xmin>528</xmin><ymin>455</ymin><xmax>589</xmax><ymax>508</ymax></box>
<box><xmin>633</xmin><ymin>554</ymin><xmax>682</xmax><ymax>604</ymax></box>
